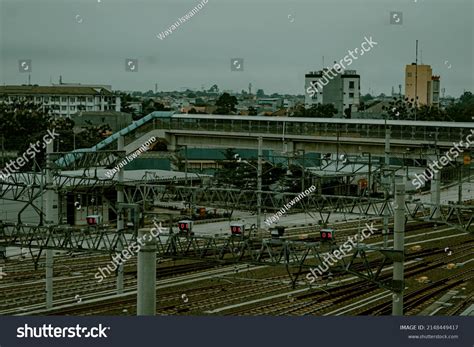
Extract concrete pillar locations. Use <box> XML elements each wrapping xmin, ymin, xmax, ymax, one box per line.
<box><xmin>137</xmin><ymin>228</ymin><xmax>156</xmax><ymax>316</ymax></box>
<box><xmin>115</xmin><ymin>96</ymin><xmax>121</xmax><ymax>112</ymax></box>
<box><xmin>283</xmin><ymin>141</ymin><xmax>294</xmax><ymax>154</ymax></box>
<box><xmin>45</xmin><ymin>140</ymin><xmax>54</xmax><ymax>309</ymax></box>
<box><xmin>392</xmin><ymin>182</ymin><xmax>405</xmax><ymax>316</ymax></box>
<box><xmin>458</xmin><ymin>166</ymin><xmax>463</xmax><ymax>204</ymax></box>
<box><xmin>46</xmin><ymin>249</ymin><xmax>53</xmax><ymax>308</ymax></box>
<box><xmin>167</xmin><ymin>134</ymin><xmax>177</xmax><ymax>151</ymax></box>
<box><xmin>430</xmin><ymin>170</ymin><xmax>441</xmax><ymax>219</ymax></box>
<box><xmin>116</xmin><ymin>136</ymin><xmax>124</xmax><ymax>294</ymax></box>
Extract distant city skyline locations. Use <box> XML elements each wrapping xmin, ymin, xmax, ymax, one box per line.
<box><xmin>0</xmin><ymin>0</ymin><xmax>472</xmax><ymax>97</ymax></box>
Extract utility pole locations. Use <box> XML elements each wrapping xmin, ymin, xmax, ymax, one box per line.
<box><xmin>431</xmin><ymin>169</ymin><xmax>441</xmax><ymax>219</ymax></box>
<box><xmin>383</xmin><ymin>116</ymin><xmax>391</xmax><ymax>247</ymax></box>
<box><xmin>301</xmin><ymin>150</ymin><xmax>305</xmax><ymax>192</ymax></box>
<box><xmin>184</xmin><ymin>145</ymin><xmax>188</xmax><ymax>186</ymax></box>
<box><xmin>430</xmin><ymin>141</ymin><xmax>441</xmax><ymax>219</ymax></box>
<box><xmin>257</xmin><ymin>136</ymin><xmax>262</xmax><ymax>232</ymax></box>
<box><xmin>392</xmin><ymin>182</ymin><xmax>405</xmax><ymax>315</ymax></box>
<box><xmin>458</xmin><ymin>165</ymin><xmax>463</xmax><ymax>204</ymax></box>
<box><xmin>45</xmin><ymin>139</ymin><xmax>54</xmax><ymax>309</ymax></box>
<box><xmin>367</xmin><ymin>152</ymin><xmax>372</xmax><ymax>196</ymax></box>
<box><xmin>1</xmin><ymin>135</ymin><xmax>4</xmax><ymax>167</ymax></box>
<box><xmin>116</xmin><ymin>136</ymin><xmax>124</xmax><ymax>294</ymax></box>
<box><xmin>414</xmin><ymin>40</ymin><xmax>418</xmax><ymax>121</ymax></box>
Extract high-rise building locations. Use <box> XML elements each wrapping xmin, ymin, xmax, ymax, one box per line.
<box><xmin>305</xmin><ymin>69</ymin><xmax>360</xmax><ymax>117</ymax></box>
<box><xmin>429</xmin><ymin>75</ymin><xmax>441</xmax><ymax>108</ymax></box>
<box><xmin>405</xmin><ymin>64</ymin><xmax>440</xmax><ymax>108</ymax></box>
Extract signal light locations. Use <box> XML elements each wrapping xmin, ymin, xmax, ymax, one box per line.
<box><xmin>230</xmin><ymin>223</ymin><xmax>245</xmax><ymax>235</ymax></box>
<box><xmin>178</xmin><ymin>220</ymin><xmax>193</xmax><ymax>233</ymax></box>
<box><xmin>320</xmin><ymin>228</ymin><xmax>334</xmax><ymax>241</ymax></box>
<box><xmin>86</xmin><ymin>215</ymin><xmax>102</xmax><ymax>225</ymax></box>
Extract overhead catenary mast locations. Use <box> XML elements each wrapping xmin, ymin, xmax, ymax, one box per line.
<box><xmin>415</xmin><ymin>40</ymin><xmax>418</xmax><ymax>120</ymax></box>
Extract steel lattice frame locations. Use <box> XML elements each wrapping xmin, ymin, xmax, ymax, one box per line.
<box><xmin>0</xmin><ymin>150</ymin><xmax>125</xmax><ymax>223</ymax></box>
<box><xmin>0</xmin><ymin>221</ymin><xmax>410</xmax><ymax>289</ymax></box>
<box><xmin>124</xmin><ymin>185</ymin><xmax>474</xmax><ymax>232</ymax></box>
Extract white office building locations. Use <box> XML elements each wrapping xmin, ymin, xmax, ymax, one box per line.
<box><xmin>305</xmin><ymin>69</ymin><xmax>360</xmax><ymax>116</ymax></box>
<box><xmin>0</xmin><ymin>85</ymin><xmax>121</xmax><ymax>118</ymax></box>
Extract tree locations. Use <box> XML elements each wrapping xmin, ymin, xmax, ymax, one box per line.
<box><xmin>256</xmin><ymin>89</ymin><xmax>265</xmax><ymax>98</ymax></box>
<box><xmin>382</xmin><ymin>97</ymin><xmax>416</xmax><ymax>120</ymax></box>
<box><xmin>215</xmin><ymin>149</ymin><xmax>287</xmax><ymax>190</ymax></box>
<box><xmin>215</xmin><ymin>148</ymin><xmax>239</xmax><ymax>186</ymax></box>
<box><xmin>248</xmin><ymin>106</ymin><xmax>258</xmax><ymax>115</ymax></box>
<box><xmin>194</xmin><ymin>98</ymin><xmax>206</xmax><ymax>107</ymax></box>
<box><xmin>73</xmin><ymin>121</ymin><xmax>113</xmax><ymax>150</ymax></box>
<box><xmin>292</xmin><ymin>103</ymin><xmax>338</xmax><ymax>118</ymax></box>
<box><xmin>0</xmin><ymin>100</ymin><xmax>112</xmax><ymax>170</ymax></box>
<box><xmin>208</xmin><ymin>84</ymin><xmax>219</xmax><ymax>93</ymax></box>
<box><xmin>143</xmin><ymin>90</ymin><xmax>155</xmax><ymax>97</ymax></box>
<box><xmin>360</xmin><ymin>93</ymin><xmax>374</xmax><ymax>102</ymax></box>
<box><xmin>214</xmin><ymin>93</ymin><xmax>238</xmax><ymax>114</ymax></box>
<box><xmin>291</xmin><ymin>105</ymin><xmax>307</xmax><ymax>117</ymax></box>
<box><xmin>119</xmin><ymin>92</ymin><xmax>140</xmax><ymax>117</ymax></box>
<box><xmin>262</xmin><ymin>162</ymin><xmax>286</xmax><ymax>189</ymax></box>
<box><xmin>344</xmin><ymin>107</ymin><xmax>352</xmax><ymax>119</ymax></box>
<box><xmin>142</xmin><ymin>100</ymin><xmax>170</xmax><ymax>116</ymax></box>
<box><xmin>415</xmin><ymin>105</ymin><xmax>448</xmax><ymax>121</ymax></box>
<box><xmin>446</xmin><ymin>91</ymin><xmax>474</xmax><ymax>122</ymax></box>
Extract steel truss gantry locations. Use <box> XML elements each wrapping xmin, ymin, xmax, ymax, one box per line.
<box><xmin>0</xmin><ymin>221</ymin><xmax>400</xmax><ymax>288</ymax></box>
<box><xmin>125</xmin><ymin>185</ymin><xmax>474</xmax><ymax>232</ymax></box>
<box><xmin>0</xmin><ymin>218</ymin><xmax>413</xmax><ymax>291</ymax></box>
<box><xmin>0</xmin><ymin>150</ymin><xmax>124</xmax><ymax>223</ymax></box>
<box><xmin>127</xmin><ymin>184</ymin><xmax>392</xmax><ymax>221</ymax></box>
<box><xmin>405</xmin><ymin>200</ymin><xmax>474</xmax><ymax>232</ymax></box>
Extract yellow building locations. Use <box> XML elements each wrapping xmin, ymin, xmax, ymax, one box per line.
<box><xmin>405</xmin><ymin>64</ymin><xmax>440</xmax><ymax>108</ymax></box>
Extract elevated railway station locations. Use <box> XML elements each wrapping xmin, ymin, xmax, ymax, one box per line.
<box><xmin>0</xmin><ymin>113</ymin><xmax>472</xmax><ymax>319</ymax></box>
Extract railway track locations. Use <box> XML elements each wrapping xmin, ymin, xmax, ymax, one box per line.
<box><xmin>353</xmin><ymin>269</ymin><xmax>474</xmax><ymax>315</ymax></box>
<box><xmin>0</xmin><ymin>220</ymin><xmax>471</xmax><ymax>316</ymax></box>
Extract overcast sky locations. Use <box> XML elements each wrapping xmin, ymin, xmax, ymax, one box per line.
<box><xmin>0</xmin><ymin>0</ymin><xmax>472</xmax><ymax>97</ymax></box>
